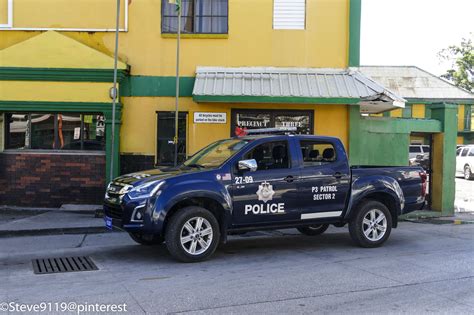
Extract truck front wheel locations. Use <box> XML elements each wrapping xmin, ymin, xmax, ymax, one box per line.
<box><xmin>297</xmin><ymin>224</ymin><xmax>329</xmax><ymax>236</ymax></box>
<box><xmin>165</xmin><ymin>206</ymin><xmax>220</xmax><ymax>263</ymax></box>
<box><xmin>349</xmin><ymin>200</ymin><xmax>392</xmax><ymax>248</ymax></box>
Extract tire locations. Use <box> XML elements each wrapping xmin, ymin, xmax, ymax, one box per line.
<box><xmin>165</xmin><ymin>206</ymin><xmax>220</xmax><ymax>263</ymax></box>
<box><xmin>129</xmin><ymin>233</ymin><xmax>163</xmax><ymax>246</ymax></box>
<box><xmin>464</xmin><ymin>165</ymin><xmax>474</xmax><ymax>180</ymax></box>
<box><xmin>297</xmin><ymin>224</ymin><xmax>329</xmax><ymax>236</ymax></box>
<box><xmin>349</xmin><ymin>200</ymin><xmax>392</xmax><ymax>248</ymax></box>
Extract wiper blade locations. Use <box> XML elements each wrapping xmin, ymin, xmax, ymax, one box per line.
<box><xmin>184</xmin><ymin>163</ymin><xmax>205</xmax><ymax>169</ymax></box>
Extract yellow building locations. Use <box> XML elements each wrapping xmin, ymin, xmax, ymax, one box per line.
<box><xmin>0</xmin><ymin>0</ymin><xmax>460</xmax><ymax>213</ymax></box>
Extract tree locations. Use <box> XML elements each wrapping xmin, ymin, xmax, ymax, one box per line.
<box><xmin>438</xmin><ymin>35</ymin><xmax>474</xmax><ymax>93</ymax></box>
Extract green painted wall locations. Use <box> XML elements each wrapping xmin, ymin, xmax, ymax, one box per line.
<box><xmin>349</xmin><ymin>106</ymin><xmax>442</xmax><ymax>166</ymax></box>
<box><xmin>349</xmin><ymin>103</ymin><xmax>457</xmax><ymax>215</ymax></box>
<box><xmin>348</xmin><ymin>0</ymin><xmax>361</xmax><ymax>67</ymax></box>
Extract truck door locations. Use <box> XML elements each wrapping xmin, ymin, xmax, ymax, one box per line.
<box><xmin>231</xmin><ymin>140</ymin><xmax>300</xmax><ymax>225</ymax></box>
<box><xmin>296</xmin><ymin>139</ymin><xmax>350</xmax><ymax>220</ymax></box>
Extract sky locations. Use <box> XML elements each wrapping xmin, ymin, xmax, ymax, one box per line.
<box><xmin>361</xmin><ymin>0</ymin><xmax>474</xmax><ymax>76</ymax></box>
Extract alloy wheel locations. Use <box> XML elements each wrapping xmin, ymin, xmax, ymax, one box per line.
<box><xmin>362</xmin><ymin>209</ymin><xmax>387</xmax><ymax>242</ymax></box>
<box><xmin>180</xmin><ymin>217</ymin><xmax>213</xmax><ymax>255</ymax></box>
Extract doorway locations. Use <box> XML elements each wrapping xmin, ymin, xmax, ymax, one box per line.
<box><xmin>410</xmin><ymin>132</ymin><xmax>433</xmax><ymax>208</ymax></box>
<box><xmin>156</xmin><ymin>112</ymin><xmax>187</xmax><ymax>166</ymax></box>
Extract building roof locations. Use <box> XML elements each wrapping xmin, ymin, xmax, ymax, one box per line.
<box><xmin>193</xmin><ymin>67</ymin><xmax>405</xmax><ymax>113</ymax></box>
<box><xmin>358</xmin><ymin>66</ymin><xmax>474</xmax><ymax>103</ymax></box>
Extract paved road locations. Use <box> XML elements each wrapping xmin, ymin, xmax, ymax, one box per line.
<box><xmin>455</xmin><ymin>177</ymin><xmax>474</xmax><ymax>212</ymax></box>
<box><xmin>0</xmin><ymin>222</ymin><xmax>473</xmax><ymax>314</ymax></box>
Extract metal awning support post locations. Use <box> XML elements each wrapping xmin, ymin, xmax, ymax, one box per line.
<box><xmin>173</xmin><ymin>2</ymin><xmax>182</xmax><ymax>167</ymax></box>
<box><xmin>110</xmin><ymin>0</ymin><xmax>121</xmax><ymax>182</ymax></box>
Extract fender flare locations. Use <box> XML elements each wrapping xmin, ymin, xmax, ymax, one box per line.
<box><xmin>149</xmin><ymin>180</ymin><xmax>233</xmax><ymax>236</ymax></box>
<box><xmin>344</xmin><ymin>175</ymin><xmax>405</xmax><ymax>221</ymax></box>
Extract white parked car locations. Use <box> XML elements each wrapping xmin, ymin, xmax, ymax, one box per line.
<box><xmin>409</xmin><ymin>145</ymin><xmax>430</xmax><ymax>160</ymax></box>
<box><xmin>456</xmin><ymin>145</ymin><xmax>474</xmax><ymax>180</ymax></box>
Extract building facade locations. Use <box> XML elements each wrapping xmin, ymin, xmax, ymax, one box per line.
<box><xmin>0</xmin><ymin>0</ymin><xmax>370</xmax><ymax>207</ymax></box>
<box><xmin>0</xmin><ymin>0</ymin><xmax>459</xmax><ymax>214</ymax></box>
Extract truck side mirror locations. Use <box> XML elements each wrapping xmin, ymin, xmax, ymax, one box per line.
<box><xmin>238</xmin><ymin>159</ymin><xmax>258</xmax><ymax>172</ymax></box>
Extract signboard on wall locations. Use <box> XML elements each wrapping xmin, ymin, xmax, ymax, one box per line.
<box><xmin>231</xmin><ymin>109</ymin><xmax>313</xmax><ymax>136</ymax></box>
<box><xmin>194</xmin><ymin>112</ymin><xmax>227</xmax><ymax>124</ymax></box>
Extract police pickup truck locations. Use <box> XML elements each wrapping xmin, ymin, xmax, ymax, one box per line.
<box><xmin>104</xmin><ymin>128</ymin><xmax>427</xmax><ymax>262</ymax></box>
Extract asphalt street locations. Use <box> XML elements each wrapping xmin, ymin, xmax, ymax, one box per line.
<box><xmin>0</xmin><ymin>222</ymin><xmax>473</xmax><ymax>314</ymax></box>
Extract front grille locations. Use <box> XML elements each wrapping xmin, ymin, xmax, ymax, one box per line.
<box><xmin>105</xmin><ymin>204</ymin><xmax>123</xmax><ymax>219</ymax></box>
<box><xmin>107</xmin><ymin>182</ymin><xmax>132</xmax><ymax>195</ymax></box>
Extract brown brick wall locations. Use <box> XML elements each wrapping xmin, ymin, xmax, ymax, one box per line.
<box><xmin>0</xmin><ymin>152</ymin><xmax>106</xmax><ymax>208</ymax></box>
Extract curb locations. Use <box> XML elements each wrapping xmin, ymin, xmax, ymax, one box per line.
<box><xmin>0</xmin><ymin>226</ymin><xmax>114</xmax><ymax>238</ymax></box>
<box><xmin>399</xmin><ymin>210</ymin><xmax>474</xmax><ymax>225</ymax></box>
<box><xmin>0</xmin><ymin>208</ymin><xmax>97</xmax><ymax>215</ymax></box>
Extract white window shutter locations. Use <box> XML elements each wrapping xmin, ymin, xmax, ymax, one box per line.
<box><xmin>273</xmin><ymin>0</ymin><xmax>306</xmax><ymax>30</ymax></box>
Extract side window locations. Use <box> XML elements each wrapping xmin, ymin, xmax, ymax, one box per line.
<box><xmin>244</xmin><ymin>141</ymin><xmax>290</xmax><ymax>170</ymax></box>
<box><xmin>300</xmin><ymin>141</ymin><xmax>336</xmax><ymax>167</ymax></box>
<box><xmin>162</xmin><ymin>0</ymin><xmax>229</xmax><ymax>34</ymax></box>
<box><xmin>422</xmin><ymin>145</ymin><xmax>430</xmax><ymax>153</ymax></box>
<box><xmin>461</xmin><ymin>148</ymin><xmax>469</xmax><ymax>157</ymax></box>
<box><xmin>456</xmin><ymin>148</ymin><xmax>462</xmax><ymax>156</ymax></box>
<box><xmin>410</xmin><ymin>146</ymin><xmax>421</xmax><ymax>153</ymax></box>
<box><xmin>469</xmin><ymin>148</ymin><xmax>474</xmax><ymax>157</ymax></box>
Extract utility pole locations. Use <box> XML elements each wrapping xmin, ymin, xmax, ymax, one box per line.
<box><xmin>110</xmin><ymin>0</ymin><xmax>121</xmax><ymax>182</ymax></box>
<box><xmin>173</xmin><ymin>0</ymin><xmax>182</xmax><ymax>167</ymax></box>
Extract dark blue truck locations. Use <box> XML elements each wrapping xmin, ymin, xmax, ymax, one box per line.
<box><xmin>104</xmin><ymin>132</ymin><xmax>427</xmax><ymax>262</ymax></box>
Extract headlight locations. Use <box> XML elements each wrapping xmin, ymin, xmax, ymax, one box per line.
<box><xmin>127</xmin><ymin>181</ymin><xmax>164</xmax><ymax>200</ymax></box>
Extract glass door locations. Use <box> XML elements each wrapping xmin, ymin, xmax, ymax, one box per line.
<box><xmin>156</xmin><ymin>112</ymin><xmax>187</xmax><ymax>166</ymax></box>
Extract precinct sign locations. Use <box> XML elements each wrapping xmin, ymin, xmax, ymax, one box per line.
<box><xmin>194</xmin><ymin>112</ymin><xmax>227</xmax><ymax>124</ymax></box>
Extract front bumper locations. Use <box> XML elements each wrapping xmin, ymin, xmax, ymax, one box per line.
<box><xmin>103</xmin><ymin>201</ymin><xmax>147</xmax><ymax>232</ymax></box>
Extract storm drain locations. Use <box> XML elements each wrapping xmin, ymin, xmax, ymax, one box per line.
<box><xmin>32</xmin><ymin>256</ymin><xmax>98</xmax><ymax>274</ymax></box>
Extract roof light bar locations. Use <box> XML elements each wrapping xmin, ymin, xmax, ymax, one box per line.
<box><xmin>243</xmin><ymin>127</ymin><xmax>297</xmax><ymax>135</ymax></box>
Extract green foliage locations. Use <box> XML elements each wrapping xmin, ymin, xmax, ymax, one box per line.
<box><xmin>438</xmin><ymin>35</ymin><xmax>474</xmax><ymax>92</ymax></box>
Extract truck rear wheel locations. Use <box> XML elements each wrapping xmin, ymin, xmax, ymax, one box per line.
<box><xmin>297</xmin><ymin>224</ymin><xmax>329</xmax><ymax>236</ymax></box>
<box><xmin>349</xmin><ymin>200</ymin><xmax>392</xmax><ymax>248</ymax></box>
<box><xmin>165</xmin><ymin>206</ymin><xmax>220</xmax><ymax>263</ymax></box>
<box><xmin>129</xmin><ymin>233</ymin><xmax>163</xmax><ymax>245</ymax></box>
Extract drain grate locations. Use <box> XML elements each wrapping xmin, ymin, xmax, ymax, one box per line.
<box><xmin>32</xmin><ymin>256</ymin><xmax>98</xmax><ymax>274</ymax></box>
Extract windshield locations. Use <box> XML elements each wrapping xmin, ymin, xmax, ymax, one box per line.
<box><xmin>183</xmin><ymin>139</ymin><xmax>251</xmax><ymax>168</ymax></box>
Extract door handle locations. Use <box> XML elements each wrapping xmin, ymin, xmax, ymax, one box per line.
<box><xmin>284</xmin><ymin>175</ymin><xmax>295</xmax><ymax>183</ymax></box>
<box><xmin>334</xmin><ymin>172</ymin><xmax>343</xmax><ymax>179</ymax></box>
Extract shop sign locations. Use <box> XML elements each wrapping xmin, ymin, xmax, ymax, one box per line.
<box><xmin>194</xmin><ymin>112</ymin><xmax>227</xmax><ymax>124</ymax></box>
<box><xmin>236</xmin><ymin>113</ymin><xmax>271</xmax><ymax>128</ymax></box>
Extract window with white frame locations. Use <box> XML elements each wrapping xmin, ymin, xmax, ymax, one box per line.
<box><xmin>0</xmin><ymin>0</ymin><xmax>13</xmax><ymax>28</ymax></box>
<box><xmin>273</xmin><ymin>0</ymin><xmax>306</xmax><ymax>30</ymax></box>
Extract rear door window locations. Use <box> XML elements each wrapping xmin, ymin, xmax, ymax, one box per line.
<box><xmin>461</xmin><ymin>148</ymin><xmax>469</xmax><ymax>156</ymax></box>
<box><xmin>469</xmin><ymin>148</ymin><xmax>474</xmax><ymax>157</ymax></box>
<box><xmin>410</xmin><ymin>146</ymin><xmax>421</xmax><ymax>153</ymax></box>
<box><xmin>300</xmin><ymin>141</ymin><xmax>336</xmax><ymax>167</ymax></box>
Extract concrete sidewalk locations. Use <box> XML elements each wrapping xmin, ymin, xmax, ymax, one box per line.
<box><xmin>400</xmin><ymin>210</ymin><xmax>474</xmax><ymax>224</ymax></box>
<box><xmin>0</xmin><ymin>210</ymin><xmax>109</xmax><ymax>237</ymax></box>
